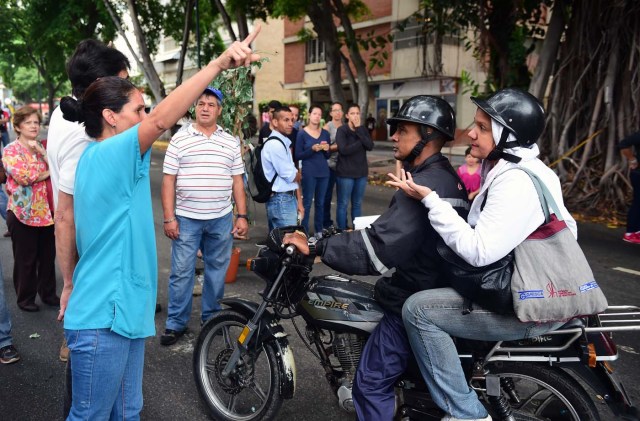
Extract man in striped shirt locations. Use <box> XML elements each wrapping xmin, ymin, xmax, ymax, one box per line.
<box><xmin>160</xmin><ymin>87</ymin><xmax>249</xmax><ymax>346</ymax></box>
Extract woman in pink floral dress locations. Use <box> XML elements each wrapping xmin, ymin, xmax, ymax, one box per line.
<box><xmin>2</xmin><ymin>107</ymin><xmax>56</xmax><ymax>312</ymax></box>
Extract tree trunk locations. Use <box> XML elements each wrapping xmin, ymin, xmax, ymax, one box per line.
<box><xmin>235</xmin><ymin>7</ymin><xmax>249</xmax><ymax>40</ymax></box>
<box><xmin>211</xmin><ymin>0</ymin><xmax>236</xmax><ymax>41</ymax></box>
<box><xmin>529</xmin><ymin>1</ymin><xmax>566</xmax><ymax>100</ymax></box>
<box><xmin>307</xmin><ymin>1</ymin><xmax>346</xmax><ymax>106</ymax></box>
<box><xmin>332</xmin><ymin>0</ymin><xmax>369</xmax><ymax>114</ymax></box>
<box><xmin>176</xmin><ymin>0</ymin><xmax>196</xmax><ymax>87</ymax></box>
<box><xmin>340</xmin><ymin>52</ymin><xmax>358</xmax><ymax>105</ymax></box>
<box><xmin>125</xmin><ymin>0</ymin><xmax>166</xmax><ymax>103</ymax></box>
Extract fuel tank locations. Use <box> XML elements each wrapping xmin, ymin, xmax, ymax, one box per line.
<box><xmin>297</xmin><ymin>274</ymin><xmax>385</xmax><ymax>334</ymax></box>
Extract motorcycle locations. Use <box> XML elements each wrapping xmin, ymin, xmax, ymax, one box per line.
<box><xmin>193</xmin><ymin>226</ymin><xmax>640</xmax><ymax>421</ymax></box>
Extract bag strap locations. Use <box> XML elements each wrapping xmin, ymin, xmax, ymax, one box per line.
<box><xmin>500</xmin><ymin>166</ymin><xmax>562</xmax><ymax>223</ymax></box>
<box><xmin>263</xmin><ymin>135</ymin><xmax>288</xmax><ymax>184</ymax></box>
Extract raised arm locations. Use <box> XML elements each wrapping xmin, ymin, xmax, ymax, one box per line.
<box><xmin>137</xmin><ymin>27</ymin><xmax>261</xmax><ymax>154</ymax></box>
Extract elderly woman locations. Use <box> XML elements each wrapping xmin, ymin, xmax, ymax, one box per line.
<box><xmin>2</xmin><ymin>106</ymin><xmax>56</xmax><ymax>312</ymax></box>
<box><xmin>388</xmin><ymin>88</ymin><xmax>574</xmax><ymax>421</ymax></box>
<box><xmin>58</xmin><ymin>30</ymin><xmax>260</xmax><ymax>420</ymax></box>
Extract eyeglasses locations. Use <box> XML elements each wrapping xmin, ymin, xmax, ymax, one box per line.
<box><xmin>23</xmin><ymin>121</ymin><xmax>41</xmax><ymax>126</ymax></box>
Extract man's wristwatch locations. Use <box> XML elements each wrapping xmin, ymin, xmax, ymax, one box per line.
<box><xmin>308</xmin><ymin>236</ymin><xmax>318</xmax><ymax>257</ymax></box>
<box><xmin>236</xmin><ymin>214</ymin><xmax>248</xmax><ymax>220</ymax></box>
<box><xmin>163</xmin><ymin>217</ymin><xmax>176</xmax><ymax>224</ymax></box>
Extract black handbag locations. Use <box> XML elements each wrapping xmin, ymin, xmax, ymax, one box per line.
<box><xmin>436</xmin><ymin>237</ymin><xmax>514</xmax><ymax>314</ymax></box>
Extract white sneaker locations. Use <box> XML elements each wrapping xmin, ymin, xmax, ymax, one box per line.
<box><xmin>441</xmin><ymin>415</ymin><xmax>492</xmax><ymax>421</ymax></box>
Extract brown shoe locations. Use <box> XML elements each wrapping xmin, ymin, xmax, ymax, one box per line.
<box><xmin>59</xmin><ymin>338</ymin><xmax>69</xmax><ymax>362</ymax></box>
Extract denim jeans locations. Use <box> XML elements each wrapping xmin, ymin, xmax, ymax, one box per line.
<box><xmin>266</xmin><ymin>192</ymin><xmax>298</xmax><ymax>230</ymax></box>
<box><xmin>0</xmin><ymin>260</ymin><xmax>13</xmax><ymax>349</ymax></box>
<box><xmin>323</xmin><ymin>169</ymin><xmax>337</xmax><ymax>228</ymax></box>
<box><xmin>301</xmin><ymin>175</ymin><xmax>329</xmax><ymax>234</ymax></box>
<box><xmin>336</xmin><ymin>176</ymin><xmax>367</xmax><ymax>230</ymax></box>
<box><xmin>64</xmin><ymin>328</ymin><xmax>145</xmax><ymax>421</ymax></box>
<box><xmin>353</xmin><ymin>312</ymin><xmax>411</xmax><ymax>421</ymax></box>
<box><xmin>166</xmin><ymin>212</ymin><xmax>233</xmax><ymax>330</ymax></box>
<box><xmin>627</xmin><ymin>169</ymin><xmax>640</xmax><ymax>233</ymax></box>
<box><xmin>402</xmin><ymin>288</ymin><xmax>564</xmax><ymax>419</ymax></box>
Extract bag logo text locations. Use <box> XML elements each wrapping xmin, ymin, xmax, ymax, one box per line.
<box><xmin>517</xmin><ymin>290</ymin><xmax>545</xmax><ymax>300</ymax></box>
<box><xmin>546</xmin><ymin>281</ymin><xmax>576</xmax><ymax>298</ymax></box>
<box><xmin>579</xmin><ymin>281</ymin><xmax>600</xmax><ymax>292</ymax></box>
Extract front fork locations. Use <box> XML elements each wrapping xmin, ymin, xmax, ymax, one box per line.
<box><xmin>221</xmin><ymin>266</ymin><xmax>288</xmax><ymax>378</ymax></box>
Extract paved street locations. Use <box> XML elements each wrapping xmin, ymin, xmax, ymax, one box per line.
<box><xmin>0</xmin><ymin>141</ymin><xmax>639</xmax><ymax>420</ymax></box>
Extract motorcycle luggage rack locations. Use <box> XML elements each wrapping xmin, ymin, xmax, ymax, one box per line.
<box><xmin>473</xmin><ymin>306</ymin><xmax>640</xmax><ymax>365</ymax></box>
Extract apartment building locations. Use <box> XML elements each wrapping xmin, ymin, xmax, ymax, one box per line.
<box><xmin>281</xmin><ymin>0</ymin><xmax>487</xmax><ymax>139</ymax></box>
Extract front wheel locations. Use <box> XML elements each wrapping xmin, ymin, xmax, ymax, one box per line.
<box><xmin>193</xmin><ymin>310</ymin><xmax>283</xmax><ymax>421</ymax></box>
<box><xmin>485</xmin><ymin>362</ymin><xmax>600</xmax><ymax>421</ymax></box>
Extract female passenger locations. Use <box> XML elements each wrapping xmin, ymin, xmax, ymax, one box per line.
<box><xmin>58</xmin><ymin>29</ymin><xmax>260</xmax><ymax>420</ymax></box>
<box><xmin>295</xmin><ymin>104</ymin><xmax>330</xmax><ymax>234</ymax></box>
<box><xmin>388</xmin><ymin>88</ymin><xmax>575</xmax><ymax>421</ymax></box>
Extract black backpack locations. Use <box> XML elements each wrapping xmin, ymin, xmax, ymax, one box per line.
<box><xmin>244</xmin><ymin>136</ymin><xmax>287</xmax><ymax>203</ymax></box>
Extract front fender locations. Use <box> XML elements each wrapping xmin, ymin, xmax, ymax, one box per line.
<box><xmin>219</xmin><ymin>297</ymin><xmax>296</xmax><ymax>399</ymax></box>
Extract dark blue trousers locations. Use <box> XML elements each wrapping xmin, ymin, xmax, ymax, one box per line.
<box><xmin>353</xmin><ymin>312</ymin><xmax>411</xmax><ymax>421</ymax></box>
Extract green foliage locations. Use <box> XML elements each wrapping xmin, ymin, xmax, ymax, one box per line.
<box><xmin>459</xmin><ymin>69</ymin><xmax>482</xmax><ymax>97</ymax></box>
<box><xmin>418</xmin><ymin>0</ymin><xmax>551</xmax><ymax>92</ymax></box>
<box><xmin>0</xmin><ymin>0</ymin><xmax>118</xmax><ymax>104</ymax></box>
<box><xmin>8</xmin><ymin>67</ymin><xmax>41</xmax><ymax>102</ymax></box>
<box><xmin>162</xmin><ymin>1</ymin><xmax>225</xmax><ymax>65</ymax></box>
<box><xmin>212</xmin><ymin>59</ymin><xmax>268</xmax><ymax>143</ymax></box>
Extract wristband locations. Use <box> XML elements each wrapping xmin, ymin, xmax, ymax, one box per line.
<box><xmin>163</xmin><ymin>217</ymin><xmax>176</xmax><ymax>224</ymax></box>
<box><xmin>236</xmin><ymin>214</ymin><xmax>248</xmax><ymax>220</ymax></box>
<box><xmin>630</xmin><ymin>159</ymin><xmax>638</xmax><ymax>163</ymax></box>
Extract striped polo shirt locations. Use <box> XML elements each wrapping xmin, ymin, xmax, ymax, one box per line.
<box><xmin>163</xmin><ymin>123</ymin><xmax>244</xmax><ymax>220</ymax></box>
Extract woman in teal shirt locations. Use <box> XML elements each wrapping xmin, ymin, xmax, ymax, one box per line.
<box><xmin>58</xmin><ymin>30</ymin><xmax>261</xmax><ymax>420</ymax></box>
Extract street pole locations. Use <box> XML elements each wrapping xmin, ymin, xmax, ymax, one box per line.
<box><xmin>196</xmin><ymin>0</ymin><xmax>201</xmax><ymax>69</ymax></box>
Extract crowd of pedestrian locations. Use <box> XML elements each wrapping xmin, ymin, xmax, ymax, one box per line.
<box><xmin>0</xmin><ymin>21</ymin><xmax>638</xmax><ymax>421</ymax></box>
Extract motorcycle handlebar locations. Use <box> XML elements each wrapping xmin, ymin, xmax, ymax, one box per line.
<box><xmin>285</xmin><ymin>244</ymin><xmax>297</xmax><ymax>255</ymax></box>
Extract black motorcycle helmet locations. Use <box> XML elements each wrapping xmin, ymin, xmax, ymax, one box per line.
<box><xmin>387</xmin><ymin>95</ymin><xmax>456</xmax><ymax>163</ymax></box>
<box><xmin>471</xmin><ymin>88</ymin><xmax>545</xmax><ymax>163</ymax></box>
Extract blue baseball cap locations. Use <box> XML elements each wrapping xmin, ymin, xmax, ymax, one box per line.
<box><xmin>203</xmin><ymin>86</ymin><xmax>223</xmax><ymax>102</ymax></box>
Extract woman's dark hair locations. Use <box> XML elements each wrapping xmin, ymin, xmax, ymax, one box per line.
<box><xmin>465</xmin><ymin>146</ymin><xmax>472</xmax><ymax>156</ymax></box>
<box><xmin>60</xmin><ymin>76</ymin><xmax>137</xmax><ymax>138</ymax></box>
<box><xmin>308</xmin><ymin>103</ymin><xmax>323</xmax><ymax>115</ymax></box>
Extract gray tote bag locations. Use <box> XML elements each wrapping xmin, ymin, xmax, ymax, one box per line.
<box><xmin>511</xmin><ymin>168</ymin><xmax>608</xmax><ymax>322</ymax></box>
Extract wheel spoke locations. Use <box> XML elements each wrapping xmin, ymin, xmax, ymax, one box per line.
<box><xmin>204</xmin><ymin>362</ymin><xmax>217</xmax><ymax>374</ymax></box>
<box><xmin>248</xmin><ymin>380</ymin><xmax>268</xmax><ymax>403</ymax></box>
<box><xmin>226</xmin><ymin>392</ymin><xmax>237</xmax><ymax>411</ymax></box>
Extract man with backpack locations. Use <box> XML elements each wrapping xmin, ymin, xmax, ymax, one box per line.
<box><xmin>261</xmin><ymin>106</ymin><xmax>302</xmax><ymax>230</ymax></box>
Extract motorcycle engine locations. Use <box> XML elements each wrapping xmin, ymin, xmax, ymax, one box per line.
<box><xmin>332</xmin><ymin>333</ymin><xmax>366</xmax><ymax>412</ymax></box>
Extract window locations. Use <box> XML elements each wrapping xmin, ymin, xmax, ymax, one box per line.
<box><xmin>394</xmin><ymin>16</ymin><xmax>460</xmax><ymax>50</ymax></box>
<box><xmin>306</xmin><ymin>39</ymin><xmax>325</xmax><ymax>64</ymax></box>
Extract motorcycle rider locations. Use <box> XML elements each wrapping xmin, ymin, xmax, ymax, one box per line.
<box><xmin>389</xmin><ymin>89</ymin><xmax>573</xmax><ymax>421</ymax></box>
<box><xmin>284</xmin><ymin>95</ymin><xmax>469</xmax><ymax>420</ymax></box>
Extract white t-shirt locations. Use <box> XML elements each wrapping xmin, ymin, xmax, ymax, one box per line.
<box><xmin>163</xmin><ymin>124</ymin><xmax>244</xmax><ymax>220</ymax></box>
<box><xmin>47</xmin><ymin>105</ymin><xmax>92</xmax><ymax>208</ymax></box>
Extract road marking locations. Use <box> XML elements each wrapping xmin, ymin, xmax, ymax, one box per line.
<box><xmin>612</xmin><ymin>267</ymin><xmax>640</xmax><ymax>276</ymax></box>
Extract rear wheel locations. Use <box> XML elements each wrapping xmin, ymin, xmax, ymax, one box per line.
<box><xmin>193</xmin><ymin>310</ymin><xmax>283</xmax><ymax>421</ymax></box>
<box><xmin>485</xmin><ymin>362</ymin><xmax>600</xmax><ymax>421</ymax></box>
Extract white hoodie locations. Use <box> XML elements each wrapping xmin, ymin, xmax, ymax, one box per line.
<box><xmin>422</xmin><ymin>123</ymin><xmax>577</xmax><ymax>267</ymax></box>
